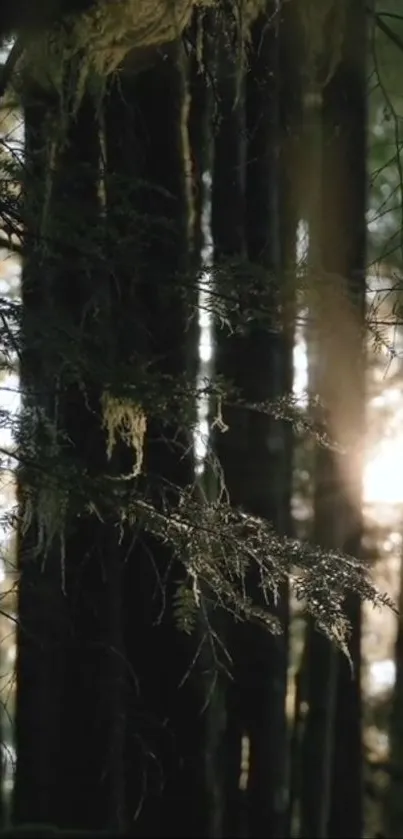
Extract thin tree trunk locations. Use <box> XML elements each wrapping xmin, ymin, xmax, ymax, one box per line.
<box><xmin>187</xmin><ymin>7</ymin><xmax>214</xmax><ymax>269</ymax></box>
<box><xmin>187</xmin><ymin>14</ymin><xmax>229</xmax><ymax>836</ymax></box>
<box><xmin>383</xmin><ymin>536</ymin><xmax>403</xmax><ymax>838</ymax></box>
<box><xmin>243</xmin><ymin>7</ymin><xmax>292</xmax><ymax>837</ymax></box>
<box><xmin>210</xmin><ymin>5</ymin><xmax>246</xmax><ymax>834</ymax></box>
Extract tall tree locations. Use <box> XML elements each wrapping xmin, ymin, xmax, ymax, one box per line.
<box><xmin>300</xmin><ymin>2</ymin><xmax>367</xmax><ymax>836</ymax></box>
<box><xmin>13</xmin><ymin>87</ymin><xmax>68</xmax><ymax>827</ymax></box>
<box><xmin>210</xmin><ymin>4</ymin><xmax>246</xmax><ymax>834</ymax></box>
<box><xmin>242</xmin><ymin>5</ymin><xmax>293</xmax><ymax>837</ymax></box>
<box><xmin>212</xmin><ymin>3</ymin><xmax>294</xmax><ymax>835</ymax></box>
<box><xmin>103</xmin><ymin>42</ymin><xmax>211</xmax><ymax>838</ymax></box>
<box><xmin>14</xmin><ymin>79</ymin><xmax>127</xmax><ymax>831</ymax></box>
<box><xmin>325</xmin><ymin>5</ymin><xmax>367</xmax><ymax>835</ymax></box>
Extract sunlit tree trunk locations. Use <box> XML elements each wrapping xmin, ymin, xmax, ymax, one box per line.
<box><xmin>210</xmin><ymin>5</ymin><xmax>246</xmax><ymax>834</ymax></box>
<box><xmin>300</xmin><ymin>3</ymin><xmax>367</xmax><ymax>837</ymax></box>
<box><xmin>278</xmin><ymin>3</ymin><xmax>303</xmax><ymax>834</ymax></box>
<box><xmin>187</xmin><ymin>7</ymin><xmax>214</xmax><ymax>269</ymax></box>
<box><xmin>187</xmin><ymin>13</ymin><xmax>229</xmax><ymax>835</ymax></box>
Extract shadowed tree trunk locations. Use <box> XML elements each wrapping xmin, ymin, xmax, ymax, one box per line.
<box><xmin>104</xmin><ymin>43</ymin><xmax>210</xmax><ymax>838</ymax></box>
<box><xmin>242</xmin><ymin>6</ymin><xmax>293</xmax><ymax>837</ymax></box>
<box><xmin>212</xmin><ymin>3</ymin><xmax>294</xmax><ymax>836</ymax></box>
<box><xmin>326</xmin><ymin>5</ymin><xmax>367</xmax><ymax>834</ymax></box>
<box><xmin>14</xmin><ymin>87</ymin><xmax>127</xmax><ymax>831</ymax></box>
<box><xmin>384</xmin><ymin>542</ymin><xmax>403</xmax><ymax>838</ymax></box>
<box><xmin>14</xmin><ymin>91</ymin><xmax>67</xmax><ymax>827</ymax></box>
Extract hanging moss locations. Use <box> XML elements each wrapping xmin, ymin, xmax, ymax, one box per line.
<box><xmin>101</xmin><ymin>391</ymin><xmax>147</xmax><ymax>475</ymax></box>
<box><xmin>19</xmin><ymin>412</ymin><xmax>69</xmax><ymax>587</ymax></box>
<box><xmin>20</xmin><ymin>0</ymin><xmax>208</xmax><ymax>106</ymax></box>
<box><xmin>3</xmin><ymin>0</ymin><xmax>273</xmax><ymax>114</ymax></box>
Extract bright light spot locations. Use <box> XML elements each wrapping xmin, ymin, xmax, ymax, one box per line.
<box><xmin>194</xmin><ymin>419</ymin><xmax>209</xmax><ymax>465</ymax></box>
<box><xmin>368</xmin><ymin>658</ymin><xmax>395</xmax><ymax>695</ymax></box>
<box><xmin>364</xmin><ymin>436</ymin><xmax>403</xmax><ymax>505</ymax></box>
<box><xmin>293</xmin><ymin>339</ymin><xmax>308</xmax><ymax>404</ymax></box>
<box><xmin>200</xmin><ymin>340</ymin><xmax>213</xmax><ymax>363</ymax></box>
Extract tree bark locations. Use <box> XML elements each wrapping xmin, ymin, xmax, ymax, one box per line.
<box><xmin>300</xmin><ymin>3</ymin><xmax>367</xmax><ymax>837</ymax></box>
<box><xmin>325</xmin><ymin>5</ymin><xmax>367</xmax><ymax>834</ymax></box>
<box><xmin>14</xmin><ymin>90</ymin><xmax>127</xmax><ymax>831</ymax></box>
<box><xmin>242</xmin><ymin>7</ymin><xmax>293</xmax><ymax>837</ymax></box>
<box><xmin>383</xmin><ymin>539</ymin><xmax>403</xmax><ymax>838</ymax></box>
<box><xmin>104</xmin><ymin>44</ymin><xmax>210</xmax><ymax>838</ymax></box>
<box><xmin>14</xmin><ymin>91</ymin><xmax>66</xmax><ymax>827</ymax></box>
<box><xmin>210</xmin><ymin>5</ymin><xmax>246</xmax><ymax>834</ymax></box>
<box><xmin>212</xmin><ymin>3</ymin><xmax>294</xmax><ymax>836</ymax></box>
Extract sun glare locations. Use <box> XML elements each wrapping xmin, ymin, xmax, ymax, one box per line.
<box><xmin>364</xmin><ymin>436</ymin><xmax>403</xmax><ymax>506</ymax></box>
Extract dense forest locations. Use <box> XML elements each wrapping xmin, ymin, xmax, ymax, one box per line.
<box><xmin>0</xmin><ymin>0</ymin><xmax>403</xmax><ymax>836</ymax></box>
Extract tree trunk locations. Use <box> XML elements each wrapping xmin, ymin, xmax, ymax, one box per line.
<box><xmin>210</xmin><ymin>5</ymin><xmax>246</xmax><ymax>834</ymax></box>
<box><xmin>278</xmin><ymin>2</ymin><xmax>303</xmax><ymax>834</ymax></box>
<box><xmin>326</xmin><ymin>5</ymin><xmax>367</xmax><ymax>834</ymax></box>
<box><xmin>300</xmin><ymin>3</ymin><xmax>367</xmax><ymax>837</ymax></box>
<box><xmin>14</xmin><ymin>91</ymin><xmax>66</xmax><ymax>827</ymax></box>
<box><xmin>187</xmin><ymin>7</ymin><xmax>214</xmax><ymax>269</ymax></box>
<box><xmin>14</xmin><ymin>89</ymin><xmax>126</xmax><ymax>831</ymax></box>
<box><xmin>212</xmin><ymin>4</ymin><xmax>294</xmax><ymax>836</ymax></box>
<box><xmin>103</xmin><ymin>44</ymin><xmax>210</xmax><ymax>838</ymax></box>
<box><xmin>384</xmin><ymin>539</ymin><xmax>403</xmax><ymax>838</ymax></box>
<box><xmin>243</xmin><ymin>7</ymin><xmax>293</xmax><ymax>837</ymax></box>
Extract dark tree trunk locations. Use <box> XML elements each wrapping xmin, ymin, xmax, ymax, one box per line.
<box><xmin>14</xmin><ymin>91</ymin><xmax>126</xmax><ymax>831</ymax></box>
<box><xmin>325</xmin><ymin>5</ymin><xmax>367</xmax><ymax>835</ymax></box>
<box><xmin>14</xmin><ymin>93</ymin><xmax>66</xmax><ymax>827</ymax></box>
<box><xmin>212</xmin><ymin>4</ymin><xmax>294</xmax><ymax>837</ymax></box>
<box><xmin>384</xmin><ymin>543</ymin><xmax>403</xmax><ymax>838</ymax></box>
<box><xmin>103</xmin><ymin>45</ymin><xmax>210</xmax><ymax>838</ymax></box>
<box><xmin>242</xmin><ymin>7</ymin><xmax>293</xmax><ymax>838</ymax></box>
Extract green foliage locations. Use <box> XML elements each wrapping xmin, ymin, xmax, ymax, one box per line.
<box><xmin>123</xmin><ymin>491</ymin><xmax>395</xmax><ymax>654</ymax></box>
